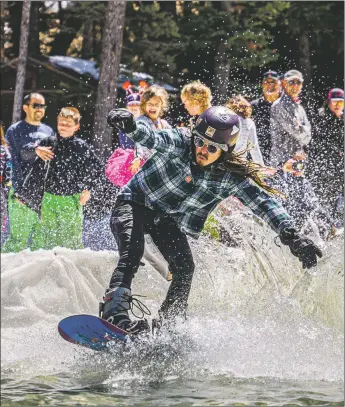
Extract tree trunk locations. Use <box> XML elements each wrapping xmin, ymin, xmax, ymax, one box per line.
<box><xmin>299</xmin><ymin>30</ymin><xmax>312</xmax><ymax>89</ymax></box>
<box><xmin>93</xmin><ymin>0</ymin><xmax>126</xmax><ymax>159</ymax></box>
<box><xmin>213</xmin><ymin>41</ymin><xmax>231</xmax><ymax>104</ymax></box>
<box><xmin>12</xmin><ymin>0</ymin><xmax>31</xmax><ymax>123</ymax></box>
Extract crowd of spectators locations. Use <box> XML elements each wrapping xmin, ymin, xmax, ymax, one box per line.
<box><xmin>0</xmin><ymin>70</ymin><xmax>343</xmax><ymax>255</ymax></box>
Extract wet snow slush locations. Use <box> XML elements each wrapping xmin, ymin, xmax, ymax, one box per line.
<box><xmin>1</xmin><ymin>204</ymin><xmax>344</xmax><ymax>406</ymax></box>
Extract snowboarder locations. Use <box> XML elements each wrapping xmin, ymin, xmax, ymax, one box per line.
<box><xmin>103</xmin><ymin>105</ymin><xmax>322</xmax><ymax>335</ymax></box>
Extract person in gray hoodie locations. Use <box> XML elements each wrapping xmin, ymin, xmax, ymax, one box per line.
<box><xmin>270</xmin><ymin>70</ymin><xmax>332</xmax><ymax>238</ymax></box>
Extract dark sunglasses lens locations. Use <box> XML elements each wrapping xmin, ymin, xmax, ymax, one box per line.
<box><xmin>33</xmin><ymin>103</ymin><xmax>46</xmax><ymax>109</ymax></box>
<box><xmin>207</xmin><ymin>145</ymin><xmax>218</xmax><ymax>154</ymax></box>
<box><xmin>288</xmin><ymin>80</ymin><xmax>301</xmax><ymax>85</ymax></box>
<box><xmin>194</xmin><ymin>137</ymin><xmax>204</xmax><ymax>147</ymax></box>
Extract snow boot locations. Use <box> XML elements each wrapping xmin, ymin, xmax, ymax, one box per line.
<box><xmin>100</xmin><ymin>286</ymin><xmax>150</xmax><ymax>336</ymax></box>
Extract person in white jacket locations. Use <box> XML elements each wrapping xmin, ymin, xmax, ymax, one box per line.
<box><xmin>225</xmin><ymin>95</ymin><xmax>265</xmax><ymax>166</ymax></box>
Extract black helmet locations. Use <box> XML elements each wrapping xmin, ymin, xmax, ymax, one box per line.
<box><xmin>193</xmin><ymin>106</ymin><xmax>241</xmax><ymax>151</ymax></box>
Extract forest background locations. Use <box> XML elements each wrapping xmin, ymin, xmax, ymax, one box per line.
<box><xmin>1</xmin><ymin>1</ymin><xmax>344</xmax><ymax>157</ymax></box>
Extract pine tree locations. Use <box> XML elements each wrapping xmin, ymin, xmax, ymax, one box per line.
<box><xmin>12</xmin><ymin>0</ymin><xmax>31</xmax><ymax>123</ymax></box>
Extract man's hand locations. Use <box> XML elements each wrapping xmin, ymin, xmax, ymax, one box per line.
<box><xmin>280</xmin><ymin>228</ymin><xmax>323</xmax><ymax>269</ymax></box>
<box><xmin>35</xmin><ymin>146</ymin><xmax>54</xmax><ymax>161</ymax></box>
<box><xmin>282</xmin><ymin>158</ymin><xmax>304</xmax><ymax>177</ymax></box>
<box><xmin>79</xmin><ymin>190</ymin><xmax>91</xmax><ymax>206</ymax></box>
<box><xmin>107</xmin><ymin>108</ymin><xmax>136</xmax><ymax>133</ymax></box>
<box><xmin>292</xmin><ymin>150</ymin><xmax>306</xmax><ymax>161</ymax></box>
<box><xmin>129</xmin><ymin>157</ymin><xmax>141</xmax><ymax>174</ymax></box>
<box><xmin>282</xmin><ymin>150</ymin><xmax>307</xmax><ymax>176</ymax></box>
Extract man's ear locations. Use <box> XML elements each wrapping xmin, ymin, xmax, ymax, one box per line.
<box><xmin>75</xmin><ymin>123</ymin><xmax>80</xmax><ymax>132</ymax></box>
<box><xmin>23</xmin><ymin>104</ymin><xmax>28</xmax><ymax>115</ymax></box>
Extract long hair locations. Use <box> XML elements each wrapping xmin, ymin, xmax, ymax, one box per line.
<box><xmin>140</xmin><ymin>85</ymin><xmax>169</xmax><ymax>117</ymax></box>
<box><xmin>220</xmin><ymin>146</ymin><xmax>285</xmax><ymax>198</ymax></box>
<box><xmin>0</xmin><ymin>122</ymin><xmax>6</xmax><ymax>146</ymax></box>
<box><xmin>225</xmin><ymin>95</ymin><xmax>252</xmax><ymax>118</ymax></box>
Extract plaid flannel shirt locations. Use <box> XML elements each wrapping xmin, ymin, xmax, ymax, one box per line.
<box><xmin>118</xmin><ymin>121</ymin><xmax>294</xmax><ymax>238</ymax></box>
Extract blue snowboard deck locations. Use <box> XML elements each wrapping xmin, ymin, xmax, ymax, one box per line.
<box><xmin>58</xmin><ymin>314</ymin><xmax>128</xmax><ymax>351</ymax></box>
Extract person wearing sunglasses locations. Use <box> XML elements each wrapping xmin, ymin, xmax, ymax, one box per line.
<box><xmin>251</xmin><ymin>70</ymin><xmax>281</xmax><ymax>164</ymax></box>
<box><xmin>102</xmin><ymin>105</ymin><xmax>322</xmax><ymax>336</ymax></box>
<box><xmin>308</xmin><ymin>88</ymin><xmax>344</xmax><ymax>239</ymax></box>
<box><xmin>2</xmin><ymin>93</ymin><xmax>54</xmax><ymax>253</ymax></box>
<box><xmin>269</xmin><ymin>70</ymin><xmax>334</xmax><ymax>239</ymax></box>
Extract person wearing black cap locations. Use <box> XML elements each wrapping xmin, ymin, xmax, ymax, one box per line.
<box><xmin>308</xmin><ymin>88</ymin><xmax>344</xmax><ymax>237</ymax></box>
<box><xmin>251</xmin><ymin>70</ymin><xmax>281</xmax><ymax>163</ymax></box>
<box><xmin>100</xmin><ymin>106</ymin><xmax>323</xmax><ymax>336</ymax></box>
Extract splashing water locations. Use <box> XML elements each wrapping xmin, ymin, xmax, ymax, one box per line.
<box><xmin>1</xmin><ymin>207</ymin><xmax>343</xmax><ymax>406</ymax></box>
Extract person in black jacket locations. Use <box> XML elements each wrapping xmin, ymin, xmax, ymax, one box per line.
<box><xmin>251</xmin><ymin>70</ymin><xmax>281</xmax><ymax>164</ymax></box>
<box><xmin>308</xmin><ymin>88</ymin><xmax>344</xmax><ymax>237</ymax></box>
<box><xmin>11</xmin><ymin>107</ymin><xmax>104</xmax><ymax>250</ymax></box>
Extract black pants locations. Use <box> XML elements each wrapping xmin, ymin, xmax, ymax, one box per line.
<box><xmin>109</xmin><ymin>199</ymin><xmax>195</xmax><ymax>319</ymax></box>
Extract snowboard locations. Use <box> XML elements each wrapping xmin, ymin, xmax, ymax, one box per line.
<box><xmin>58</xmin><ymin>314</ymin><xmax>128</xmax><ymax>351</ymax></box>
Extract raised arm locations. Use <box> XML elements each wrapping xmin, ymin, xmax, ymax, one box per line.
<box><xmin>107</xmin><ymin>109</ymin><xmax>188</xmax><ymax>156</ymax></box>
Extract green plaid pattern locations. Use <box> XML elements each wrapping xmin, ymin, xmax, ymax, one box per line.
<box><xmin>118</xmin><ymin>122</ymin><xmax>293</xmax><ymax>237</ymax></box>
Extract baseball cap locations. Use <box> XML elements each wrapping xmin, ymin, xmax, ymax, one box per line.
<box><xmin>284</xmin><ymin>70</ymin><xmax>304</xmax><ymax>81</ymax></box>
<box><xmin>263</xmin><ymin>70</ymin><xmax>280</xmax><ymax>81</ymax></box>
<box><xmin>327</xmin><ymin>88</ymin><xmax>344</xmax><ymax>101</ymax></box>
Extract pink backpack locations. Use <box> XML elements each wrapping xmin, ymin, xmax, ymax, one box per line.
<box><xmin>105</xmin><ymin>148</ymin><xmax>145</xmax><ymax>188</ymax></box>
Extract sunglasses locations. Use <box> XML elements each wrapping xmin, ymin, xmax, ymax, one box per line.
<box><xmin>29</xmin><ymin>103</ymin><xmax>47</xmax><ymax>110</ymax></box>
<box><xmin>263</xmin><ymin>72</ymin><xmax>279</xmax><ymax>79</ymax></box>
<box><xmin>194</xmin><ymin>136</ymin><xmax>225</xmax><ymax>154</ymax></box>
<box><xmin>287</xmin><ymin>79</ymin><xmax>302</xmax><ymax>86</ymax></box>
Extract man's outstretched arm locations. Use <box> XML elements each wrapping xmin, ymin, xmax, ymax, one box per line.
<box><xmin>107</xmin><ymin>108</ymin><xmax>188</xmax><ymax>155</ymax></box>
<box><xmin>233</xmin><ymin>178</ymin><xmax>322</xmax><ymax>269</ymax></box>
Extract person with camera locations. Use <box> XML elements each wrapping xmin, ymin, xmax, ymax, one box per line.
<box><xmin>270</xmin><ymin>70</ymin><xmax>332</xmax><ymax>238</ymax></box>
<box><xmin>102</xmin><ymin>105</ymin><xmax>322</xmax><ymax>336</ymax></box>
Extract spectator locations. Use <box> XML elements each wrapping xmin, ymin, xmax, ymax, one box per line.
<box><xmin>181</xmin><ymin>80</ymin><xmax>212</xmax><ymax>117</ymax></box>
<box><xmin>251</xmin><ymin>71</ymin><xmax>281</xmax><ymax>163</ymax></box>
<box><xmin>308</xmin><ymin>88</ymin><xmax>344</xmax><ymax>236</ymax></box>
<box><xmin>2</xmin><ymin>93</ymin><xmax>54</xmax><ymax>252</ymax></box>
<box><xmin>118</xmin><ymin>86</ymin><xmax>142</xmax><ymax>150</ymax></box>
<box><xmin>0</xmin><ymin>123</ymin><xmax>11</xmax><ymax>230</ymax></box>
<box><xmin>4</xmin><ymin>107</ymin><xmax>104</xmax><ymax>251</ymax></box>
<box><xmin>225</xmin><ymin>95</ymin><xmax>265</xmax><ymax>166</ymax></box>
<box><xmin>130</xmin><ymin>85</ymin><xmax>172</xmax><ymax>172</ymax></box>
<box><xmin>270</xmin><ymin>70</ymin><xmax>332</xmax><ymax>238</ymax></box>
